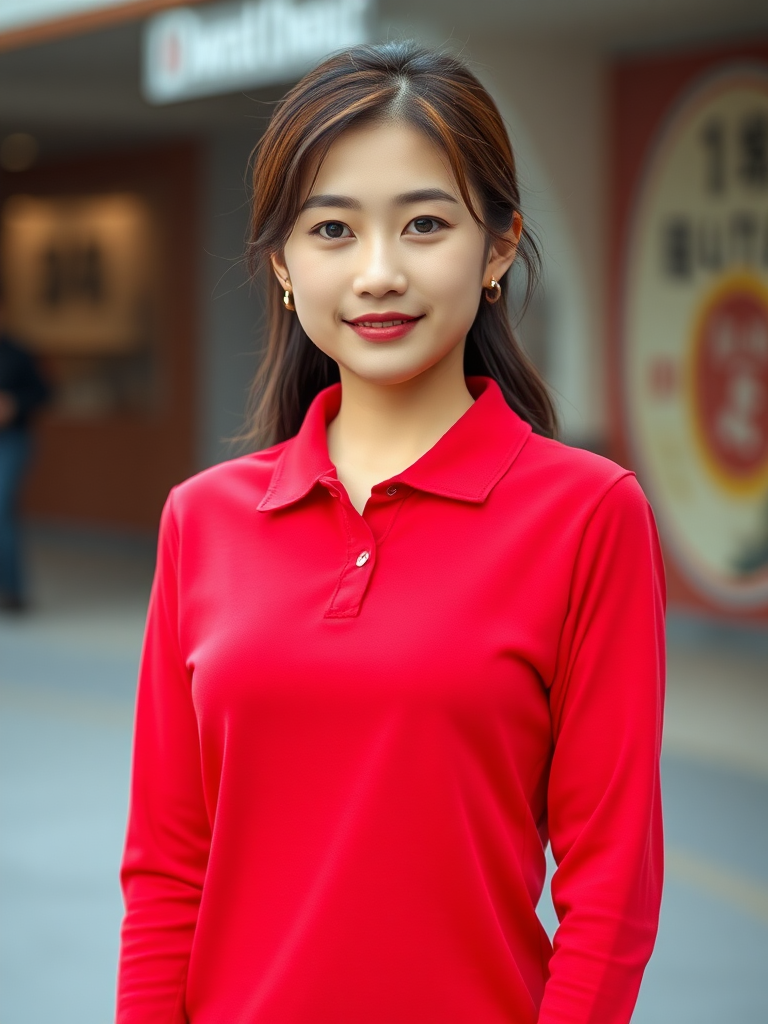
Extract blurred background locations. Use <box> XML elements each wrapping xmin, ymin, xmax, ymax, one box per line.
<box><xmin>0</xmin><ymin>1</ymin><xmax>767</xmax><ymax>1021</ymax></box>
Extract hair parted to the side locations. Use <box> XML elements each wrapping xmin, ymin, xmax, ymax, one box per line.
<box><xmin>245</xmin><ymin>40</ymin><xmax>557</xmax><ymax>447</ymax></box>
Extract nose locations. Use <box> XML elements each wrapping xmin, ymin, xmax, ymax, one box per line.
<box><xmin>352</xmin><ymin>235</ymin><xmax>407</xmax><ymax>298</ymax></box>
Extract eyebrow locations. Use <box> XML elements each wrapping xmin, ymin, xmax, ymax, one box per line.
<box><xmin>300</xmin><ymin>187</ymin><xmax>460</xmax><ymax>212</ymax></box>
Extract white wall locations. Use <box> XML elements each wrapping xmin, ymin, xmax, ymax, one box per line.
<box><xmin>468</xmin><ymin>36</ymin><xmax>608</xmax><ymax>445</ymax></box>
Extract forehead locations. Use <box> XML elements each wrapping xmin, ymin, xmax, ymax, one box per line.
<box><xmin>308</xmin><ymin>120</ymin><xmax>461</xmax><ymax>199</ymax></box>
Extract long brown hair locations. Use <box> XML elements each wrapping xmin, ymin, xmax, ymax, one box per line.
<box><xmin>245</xmin><ymin>41</ymin><xmax>557</xmax><ymax>446</ymax></box>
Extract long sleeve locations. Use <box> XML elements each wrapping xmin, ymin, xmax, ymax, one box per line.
<box><xmin>0</xmin><ymin>336</ymin><xmax>50</xmax><ymax>429</ymax></box>
<box><xmin>11</xmin><ymin>345</ymin><xmax>50</xmax><ymax>421</ymax></box>
<box><xmin>117</xmin><ymin>491</ymin><xmax>211</xmax><ymax>1023</ymax></box>
<box><xmin>538</xmin><ymin>474</ymin><xmax>666</xmax><ymax>1024</ymax></box>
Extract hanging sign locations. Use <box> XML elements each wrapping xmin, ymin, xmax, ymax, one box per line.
<box><xmin>143</xmin><ymin>0</ymin><xmax>372</xmax><ymax>105</ymax></box>
<box><xmin>624</xmin><ymin>66</ymin><xmax>768</xmax><ymax>608</ymax></box>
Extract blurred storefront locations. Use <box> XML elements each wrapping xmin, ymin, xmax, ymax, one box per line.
<box><xmin>1</xmin><ymin>0</ymin><xmax>767</xmax><ymax>621</ymax></box>
<box><xmin>0</xmin><ymin>143</ymin><xmax>198</xmax><ymax>527</ymax></box>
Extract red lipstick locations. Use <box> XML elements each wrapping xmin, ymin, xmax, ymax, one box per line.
<box><xmin>344</xmin><ymin>311</ymin><xmax>423</xmax><ymax>343</ymax></box>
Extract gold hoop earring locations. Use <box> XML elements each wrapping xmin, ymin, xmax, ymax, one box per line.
<box><xmin>283</xmin><ymin>288</ymin><xmax>295</xmax><ymax>312</ymax></box>
<box><xmin>484</xmin><ymin>278</ymin><xmax>502</xmax><ymax>304</ymax></box>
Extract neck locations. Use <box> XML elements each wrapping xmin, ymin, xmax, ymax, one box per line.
<box><xmin>326</xmin><ymin>344</ymin><xmax>474</xmax><ymax>509</ymax></box>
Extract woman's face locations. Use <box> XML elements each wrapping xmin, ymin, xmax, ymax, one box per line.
<box><xmin>272</xmin><ymin>120</ymin><xmax>520</xmax><ymax>388</ymax></box>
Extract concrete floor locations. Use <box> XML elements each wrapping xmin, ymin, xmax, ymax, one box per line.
<box><xmin>1</xmin><ymin>527</ymin><xmax>767</xmax><ymax>1023</ymax></box>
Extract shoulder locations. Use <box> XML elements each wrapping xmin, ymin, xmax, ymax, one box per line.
<box><xmin>164</xmin><ymin>442</ymin><xmax>289</xmax><ymax>530</ymax></box>
<box><xmin>503</xmin><ymin>432</ymin><xmax>655</xmax><ymax>549</ymax></box>
<box><xmin>512</xmin><ymin>436</ymin><xmax>664</xmax><ymax>605</ymax></box>
<box><xmin>518</xmin><ymin>432</ymin><xmax>643</xmax><ymax>504</ymax></box>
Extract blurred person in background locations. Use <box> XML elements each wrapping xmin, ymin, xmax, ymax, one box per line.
<box><xmin>117</xmin><ymin>43</ymin><xmax>665</xmax><ymax>1024</ymax></box>
<box><xmin>0</xmin><ymin>286</ymin><xmax>50</xmax><ymax>611</ymax></box>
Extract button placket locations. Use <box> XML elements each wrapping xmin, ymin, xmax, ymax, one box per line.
<box><xmin>325</xmin><ymin>503</ymin><xmax>376</xmax><ymax>619</ymax></box>
<box><xmin>365</xmin><ymin>482</ymin><xmax>410</xmax><ymax>548</ymax></box>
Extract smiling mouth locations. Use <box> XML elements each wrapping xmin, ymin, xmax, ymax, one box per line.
<box><xmin>344</xmin><ymin>314</ymin><xmax>424</xmax><ymax>328</ymax></box>
<box><xmin>355</xmin><ymin>319</ymin><xmax>413</xmax><ymax>328</ymax></box>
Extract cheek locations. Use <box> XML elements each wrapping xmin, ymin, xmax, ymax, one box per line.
<box><xmin>289</xmin><ymin>252</ymin><xmax>342</xmax><ymax>329</ymax></box>
<box><xmin>424</xmin><ymin>249</ymin><xmax>484</xmax><ymax>322</ymax></box>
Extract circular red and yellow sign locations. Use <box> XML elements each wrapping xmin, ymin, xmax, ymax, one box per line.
<box><xmin>691</xmin><ymin>275</ymin><xmax>768</xmax><ymax>493</ymax></box>
<box><xmin>624</xmin><ymin>67</ymin><xmax>768</xmax><ymax>607</ymax></box>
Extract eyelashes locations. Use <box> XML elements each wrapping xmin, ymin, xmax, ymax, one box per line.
<box><xmin>311</xmin><ymin>217</ymin><xmax>449</xmax><ymax>240</ymax></box>
<box><xmin>316</xmin><ymin>222</ymin><xmax>351</xmax><ymax>240</ymax></box>
<box><xmin>408</xmin><ymin>217</ymin><xmax>444</xmax><ymax>235</ymax></box>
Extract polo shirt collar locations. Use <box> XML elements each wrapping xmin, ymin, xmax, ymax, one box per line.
<box><xmin>257</xmin><ymin>376</ymin><xmax>531</xmax><ymax>512</ymax></box>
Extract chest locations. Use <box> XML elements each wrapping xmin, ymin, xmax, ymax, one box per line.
<box><xmin>179</xmin><ymin>488</ymin><xmax>568</xmax><ymax>753</ymax></box>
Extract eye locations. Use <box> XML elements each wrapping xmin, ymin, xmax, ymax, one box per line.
<box><xmin>316</xmin><ymin>221</ymin><xmax>351</xmax><ymax>239</ymax></box>
<box><xmin>406</xmin><ymin>217</ymin><xmax>444</xmax><ymax>235</ymax></box>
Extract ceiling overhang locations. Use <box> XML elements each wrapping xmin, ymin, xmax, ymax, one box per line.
<box><xmin>0</xmin><ymin>0</ymin><xmax>208</xmax><ymax>54</ymax></box>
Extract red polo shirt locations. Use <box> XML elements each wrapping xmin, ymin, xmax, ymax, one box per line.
<box><xmin>118</xmin><ymin>376</ymin><xmax>665</xmax><ymax>1024</ymax></box>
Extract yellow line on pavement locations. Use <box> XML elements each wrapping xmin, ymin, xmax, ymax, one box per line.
<box><xmin>667</xmin><ymin>846</ymin><xmax>768</xmax><ymax>925</ymax></box>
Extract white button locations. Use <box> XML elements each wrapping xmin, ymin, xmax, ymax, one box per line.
<box><xmin>355</xmin><ymin>551</ymin><xmax>370</xmax><ymax>567</ymax></box>
<box><xmin>386</xmin><ymin>485</ymin><xmax>398</xmax><ymax>496</ymax></box>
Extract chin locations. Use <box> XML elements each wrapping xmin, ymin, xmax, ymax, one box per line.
<box><xmin>340</xmin><ymin>354</ymin><xmax>448</xmax><ymax>387</ymax></box>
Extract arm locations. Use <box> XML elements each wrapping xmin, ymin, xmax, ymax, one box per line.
<box><xmin>539</xmin><ymin>474</ymin><xmax>666</xmax><ymax>1024</ymax></box>
<box><xmin>4</xmin><ymin>344</ymin><xmax>51</xmax><ymax>421</ymax></box>
<box><xmin>117</xmin><ymin>492</ymin><xmax>211</xmax><ymax>1024</ymax></box>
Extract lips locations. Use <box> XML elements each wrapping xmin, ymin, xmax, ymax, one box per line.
<box><xmin>343</xmin><ymin>313</ymin><xmax>424</xmax><ymax>343</ymax></box>
<box><xmin>345</xmin><ymin>312</ymin><xmax>422</xmax><ymax>326</ymax></box>
<box><xmin>355</xmin><ymin>318</ymin><xmax>413</xmax><ymax>328</ymax></box>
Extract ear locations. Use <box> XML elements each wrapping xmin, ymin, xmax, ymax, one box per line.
<box><xmin>270</xmin><ymin>252</ymin><xmax>291</xmax><ymax>290</ymax></box>
<box><xmin>484</xmin><ymin>211</ymin><xmax>523</xmax><ymax>289</ymax></box>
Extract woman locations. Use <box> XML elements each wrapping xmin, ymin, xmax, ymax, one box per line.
<box><xmin>117</xmin><ymin>42</ymin><xmax>665</xmax><ymax>1024</ymax></box>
